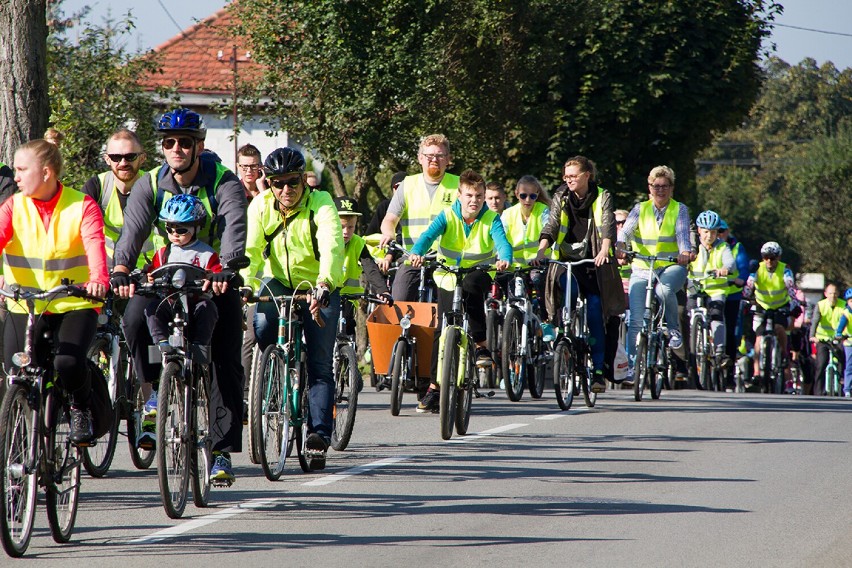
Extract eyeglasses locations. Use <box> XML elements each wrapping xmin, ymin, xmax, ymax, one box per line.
<box><xmin>421</xmin><ymin>153</ymin><xmax>448</xmax><ymax>161</ymax></box>
<box><xmin>762</xmin><ymin>255</ymin><xmax>778</xmax><ymax>261</ymax></box>
<box><xmin>563</xmin><ymin>173</ymin><xmax>585</xmax><ymax>182</ymax></box>
<box><xmin>269</xmin><ymin>176</ymin><xmax>302</xmax><ymax>189</ymax></box>
<box><xmin>616</xmin><ymin>220</ymin><xmax>626</xmax><ymax>226</ymax></box>
<box><xmin>648</xmin><ymin>183</ymin><xmax>672</xmax><ymax>191</ymax></box>
<box><xmin>107</xmin><ymin>153</ymin><xmax>140</xmax><ymax>163</ymax></box>
<box><xmin>165</xmin><ymin>224</ymin><xmax>191</xmax><ymax>235</ymax></box>
<box><xmin>519</xmin><ymin>193</ymin><xmax>538</xmax><ymax>201</ymax></box>
<box><xmin>162</xmin><ymin>137</ymin><xmax>195</xmax><ymax>150</ymax></box>
<box><xmin>238</xmin><ymin>164</ymin><xmax>260</xmax><ymax>171</ymax></box>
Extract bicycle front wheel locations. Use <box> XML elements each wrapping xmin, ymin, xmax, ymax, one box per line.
<box><xmin>527</xmin><ymin>330</ymin><xmax>546</xmax><ymax>399</ymax></box>
<box><xmin>82</xmin><ymin>349</ymin><xmax>119</xmax><ymax>478</ymax></box>
<box><xmin>553</xmin><ymin>341</ymin><xmax>575</xmax><ymax>411</ymax></box>
<box><xmin>0</xmin><ymin>384</ymin><xmax>37</xmax><ymax>557</ymax></box>
<box><xmin>192</xmin><ymin>365</ymin><xmax>212</xmax><ymax>508</ymax></box>
<box><xmin>579</xmin><ymin>356</ymin><xmax>597</xmax><ymax>408</ymax></box>
<box><xmin>126</xmin><ymin>359</ymin><xmax>154</xmax><ymax>470</ymax></box>
<box><xmin>247</xmin><ymin>344</ymin><xmax>262</xmax><ymax>464</ymax></box>
<box><xmin>156</xmin><ymin>362</ymin><xmax>190</xmax><ymax>519</ymax></box>
<box><xmin>439</xmin><ymin>327</ymin><xmax>461</xmax><ymax>440</ymax></box>
<box><xmin>501</xmin><ymin>308</ymin><xmax>525</xmax><ymax>402</ymax></box>
<box><xmin>634</xmin><ymin>333</ymin><xmax>649</xmax><ymax>402</ymax></box>
<box><xmin>455</xmin><ymin>346</ymin><xmax>475</xmax><ymax>436</ymax></box>
<box><xmin>253</xmin><ymin>345</ymin><xmax>290</xmax><ymax>481</ymax></box>
<box><xmin>331</xmin><ymin>344</ymin><xmax>360</xmax><ymax>451</ymax></box>
<box><xmin>45</xmin><ymin>394</ymin><xmax>81</xmax><ymax>543</ymax></box>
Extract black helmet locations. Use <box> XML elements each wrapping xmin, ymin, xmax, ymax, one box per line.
<box><xmin>264</xmin><ymin>147</ymin><xmax>306</xmax><ymax>177</ymax></box>
<box><xmin>157</xmin><ymin>108</ymin><xmax>206</xmax><ymax>140</ymax></box>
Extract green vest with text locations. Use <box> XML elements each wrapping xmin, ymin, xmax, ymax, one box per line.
<box><xmin>435</xmin><ymin>207</ymin><xmax>498</xmax><ymax>291</ymax></box>
<box><xmin>631</xmin><ymin>199</ymin><xmax>680</xmax><ymax>270</ymax></box>
<box><xmin>400</xmin><ymin>173</ymin><xmax>459</xmax><ymax>249</ymax></box>
<box><xmin>753</xmin><ymin>261</ymin><xmax>788</xmax><ymax>310</ymax></box>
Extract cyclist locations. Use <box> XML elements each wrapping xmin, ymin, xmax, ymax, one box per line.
<box><xmin>686</xmin><ymin>210</ymin><xmax>735</xmax><ymax>375</ymax></box>
<box><xmin>485</xmin><ymin>181</ymin><xmax>509</xmax><ymax>215</ymax></box>
<box><xmin>241</xmin><ymin>147</ymin><xmax>344</xmax><ymax>470</ymax></box>
<box><xmin>808</xmin><ymin>283</ymin><xmax>846</xmax><ymax>396</ymax></box>
<box><xmin>742</xmin><ymin>241</ymin><xmax>799</xmax><ymax>388</ymax></box>
<box><xmin>236</xmin><ymin>143</ymin><xmax>267</xmax><ymax>202</ymax></box>
<box><xmin>502</xmin><ymin>176</ymin><xmax>551</xmax><ymax>263</ymax></box>
<box><xmin>834</xmin><ymin>288</ymin><xmax>852</xmax><ymax>398</ymax></box>
<box><xmin>616</xmin><ymin>165</ymin><xmax>691</xmax><ymax>384</ymax></box>
<box><xmin>1</xmin><ymin>139</ymin><xmax>109</xmax><ymax>444</ymax></box>
<box><xmin>379</xmin><ymin>134</ymin><xmax>459</xmax><ymax>301</ymax></box>
<box><xmin>110</xmin><ymin>108</ymin><xmax>248</xmax><ymax>483</ymax></box>
<box><xmin>535</xmin><ymin>157</ymin><xmax>624</xmax><ymax>392</ymax></box>
<box><xmin>409</xmin><ymin>169</ymin><xmax>512</xmax><ymax>412</ymax></box>
<box><xmin>717</xmin><ymin>219</ymin><xmax>749</xmax><ymax>387</ymax></box>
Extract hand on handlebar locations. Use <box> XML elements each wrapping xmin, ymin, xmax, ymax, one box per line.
<box><xmin>110</xmin><ymin>269</ymin><xmax>135</xmax><ymax>298</ymax></box>
<box><xmin>86</xmin><ymin>281</ymin><xmax>107</xmax><ymax>300</ymax></box>
<box><xmin>378</xmin><ymin>232</ymin><xmax>396</xmax><ymax>249</ymax></box>
<box><xmin>594</xmin><ymin>249</ymin><xmax>609</xmax><ymax>267</ymax></box>
<box><xmin>495</xmin><ymin>260</ymin><xmax>510</xmax><ymax>272</ymax></box>
<box><xmin>378</xmin><ymin>292</ymin><xmax>394</xmax><ymax>306</ymax></box>
<box><xmin>203</xmin><ymin>269</ymin><xmax>235</xmax><ymax>295</ymax></box>
<box><xmin>409</xmin><ymin>254</ymin><xmax>424</xmax><ymax>268</ymax></box>
<box><xmin>377</xmin><ymin>254</ymin><xmax>393</xmax><ymax>274</ymax></box>
<box><xmin>677</xmin><ymin>251</ymin><xmax>692</xmax><ymax>266</ymax></box>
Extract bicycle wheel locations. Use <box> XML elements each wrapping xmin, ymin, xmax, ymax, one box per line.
<box><xmin>486</xmin><ymin>307</ymin><xmax>502</xmax><ymax>386</ymax></box>
<box><xmin>45</xmin><ymin>394</ymin><xmax>81</xmax><ymax>543</ymax></box>
<box><xmin>247</xmin><ymin>343</ymin><xmax>262</xmax><ymax>464</ymax></box>
<box><xmin>634</xmin><ymin>333</ymin><xmax>648</xmax><ymax>402</ymax></box>
<box><xmin>83</xmin><ymin>347</ymin><xmax>119</xmax><ymax>477</ymax></box>
<box><xmin>579</xmin><ymin>354</ymin><xmax>597</xmax><ymax>408</ymax></box>
<box><xmin>253</xmin><ymin>344</ymin><xmax>290</xmax><ymax>481</ymax></box>
<box><xmin>665</xmin><ymin>349</ymin><xmax>677</xmax><ymax>390</ymax></box>
<box><xmin>0</xmin><ymin>384</ymin><xmax>37</xmax><ymax>557</ymax></box>
<box><xmin>389</xmin><ymin>339</ymin><xmax>408</xmax><ymax>417</ymax></box>
<box><xmin>297</xmin><ymin>381</ymin><xmax>311</xmax><ymax>473</ymax></box>
<box><xmin>527</xmin><ymin>330</ymin><xmax>546</xmax><ymax>399</ymax></box>
<box><xmin>156</xmin><ymin>362</ymin><xmax>190</xmax><ymax>519</ymax></box>
<box><xmin>553</xmin><ymin>340</ymin><xmax>575</xmax><ymax>411</ymax></box>
<box><xmin>192</xmin><ymin>365</ymin><xmax>212</xmax><ymax>508</ymax></box>
<box><xmin>331</xmin><ymin>344</ymin><xmax>360</xmax><ymax>451</ymax></box>
<box><xmin>773</xmin><ymin>346</ymin><xmax>785</xmax><ymax>395</ymax></box>
<box><xmin>501</xmin><ymin>308</ymin><xmax>525</xmax><ymax>402</ymax></box>
<box><xmin>649</xmin><ymin>344</ymin><xmax>664</xmax><ymax>400</ymax></box>
<box><xmin>439</xmin><ymin>327</ymin><xmax>460</xmax><ymax>441</ymax></box>
<box><xmin>125</xmin><ymin>359</ymin><xmax>155</xmax><ymax>470</ymax></box>
<box><xmin>759</xmin><ymin>338</ymin><xmax>772</xmax><ymax>394</ymax></box>
<box><xmin>455</xmin><ymin>346</ymin><xmax>475</xmax><ymax>436</ymax></box>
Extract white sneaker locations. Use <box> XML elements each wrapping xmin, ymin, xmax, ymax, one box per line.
<box><xmin>669</xmin><ymin>330</ymin><xmax>683</xmax><ymax>350</ymax></box>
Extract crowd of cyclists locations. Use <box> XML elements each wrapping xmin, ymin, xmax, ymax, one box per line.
<box><xmin>1</xmin><ymin>109</ymin><xmax>851</xmax><ymax>498</ymax></box>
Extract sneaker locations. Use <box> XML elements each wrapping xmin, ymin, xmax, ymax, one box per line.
<box><xmin>305</xmin><ymin>433</ymin><xmax>329</xmax><ymax>471</ymax></box>
<box><xmin>669</xmin><ymin>330</ymin><xmax>683</xmax><ymax>350</ymax></box>
<box><xmin>416</xmin><ymin>388</ymin><xmax>440</xmax><ymax>414</ymax></box>
<box><xmin>210</xmin><ymin>452</ymin><xmax>235</xmax><ymax>483</ymax></box>
<box><xmin>622</xmin><ymin>368</ymin><xmax>635</xmax><ymax>388</ymax></box>
<box><xmin>137</xmin><ymin>420</ymin><xmax>156</xmax><ymax>450</ymax></box>
<box><xmin>541</xmin><ymin>322</ymin><xmax>556</xmax><ymax>342</ymax></box>
<box><xmin>590</xmin><ymin>370</ymin><xmax>607</xmax><ymax>393</ymax></box>
<box><xmin>475</xmin><ymin>347</ymin><xmax>493</xmax><ymax>367</ymax></box>
<box><xmin>144</xmin><ymin>391</ymin><xmax>158</xmax><ymax>416</ymax></box>
<box><xmin>69</xmin><ymin>406</ymin><xmax>94</xmax><ymax>446</ymax></box>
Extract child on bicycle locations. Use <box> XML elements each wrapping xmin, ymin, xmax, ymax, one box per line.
<box><xmin>834</xmin><ymin>288</ymin><xmax>852</xmax><ymax>398</ymax></box>
<box><xmin>409</xmin><ymin>169</ymin><xmax>512</xmax><ymax>413</ymax></box>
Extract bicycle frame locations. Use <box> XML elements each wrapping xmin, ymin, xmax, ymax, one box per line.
<box><xmin>436</xmin><ymin>267</ymin><xmax>473</xmax><ymax>390</ymax></box>
<box><xmin>505</xmin><ymin>267</ymin><xmax>545</xmax><ymax>362</ymax></box>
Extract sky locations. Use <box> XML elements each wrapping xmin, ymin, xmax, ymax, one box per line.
<box><xmin>59</xmin><ymin>0</ymin><xmax>852</xmax><ymax>69</ymax></box>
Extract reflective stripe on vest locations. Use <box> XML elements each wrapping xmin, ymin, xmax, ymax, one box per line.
<box><xmin>753</xmin><ymin>261</ymin><xmax>788</xmax><ymax>310</ymax></box>
<box><xmin>340</xmin><ymin>234</ymin><xmax>367</xmax><ymax>295</ymax></box>
<box><xmin>98</xmin><ymin>171</ymin><xmax>154</xmax><ymax>268</ymax></box>
<box><xmin>435</xmin><ymin>207</ymin><xmax>497</xmax><ymax>291</ymax></box>
<box><xmin>400</xmin><ymin>173</ymin><xmax>459</xmax><ymax>248</ymax></box>
<box><xmin>4</xmin><ymin>188</ymin><xmax>100</xmax><ymax>314</ymax></box>
<box><xmin>815</xmin><ymin>298</ymin><xmax>845</xmax><ymax>341</ymax></box>
<box><xmin>502</xmin><ymin>201</ymin><xmax>548</xmax><ymax>264</ymax></box>
<box><xmin>689</xmin><ymin>240</ymin><xmax>729</xmax><ymax>297</ymax></box>
<box><xmin>631</xmin><ymin>199</ymin><xmax>680</xmax><ymax>270</ymax></box>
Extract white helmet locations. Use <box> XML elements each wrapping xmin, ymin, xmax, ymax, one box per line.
<box><xmin>760</xmin><ymin>241</ymin><xmax>782</xmax><ymax>258</ymax></box>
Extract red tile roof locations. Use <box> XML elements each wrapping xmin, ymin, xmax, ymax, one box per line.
<box><xmin>142</xmin><ymin>7</ymin><xmax>264</xmax><ymax>95</ymax></box>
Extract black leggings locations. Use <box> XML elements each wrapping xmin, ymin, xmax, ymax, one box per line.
<box><xmin>3</xmin><ymin>309</ymin><xmax>98</xmax><ymax>406</ymax></box>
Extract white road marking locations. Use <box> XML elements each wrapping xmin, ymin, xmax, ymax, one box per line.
<box><xmin>447</xmin><ymin>422</ymin><xmax>527</xmax><ymax>443</ymax></box>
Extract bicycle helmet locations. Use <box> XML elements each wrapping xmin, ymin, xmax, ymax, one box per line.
<box><xmin>264</xmin><ymin>147</ymin><xmax>306</xmax><ymax>177</ymax></box>
<box><xmin>159</xmin><ymin>194</ymin><xmax>207</xmax><ymax>227</ymax></box>
<box><xmin>695</xmin><ymin>210</ymin><xmax>721</xmax><ymax>230</ymax></box>
<box><xmin>844</xmin><ymin>288</ymin><xmax>852</xmax><ymax>301</ymax></box>
<box><xmin>157</xmin><ymin>108</ymin><xmax>206</xmax><ymax>140</ymax></box>
<box><xmin>718</xmin><ymin>219</ymin><xmax>729</xmax><ymax>231</ymax></box>
<box><xmin>760</xmin><ymin>241</ymin><xmax>782</xmax><ymax>258</ymax></box>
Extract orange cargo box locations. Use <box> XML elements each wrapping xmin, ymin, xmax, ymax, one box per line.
<box><xmin>367</xmin><ymin>301</ymin><xmax>438</xmax><ymax>377</ymax></box>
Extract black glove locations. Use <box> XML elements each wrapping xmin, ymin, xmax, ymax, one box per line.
<box><xmin>379</xmin><ymin>292</ymin><xmax>394</xmax><ymax>306</ymax></box>
<box><xmin>110</xmin><ymin>271</ymin><xmax>131</xmax><ymax>289</ymax></box>
<box><xmin>314</xmin><ymin>285</ymin><xmax>330</xmax><ymax>308</ymax></box>
<box><xmin>207</xmin><ymin>269</ymin><xmax>235</xmax><ymax>285</ymax></box>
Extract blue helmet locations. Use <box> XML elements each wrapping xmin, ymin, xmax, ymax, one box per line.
<box><xmin>845</xmin><ymin>288</ymin><xmax>852</xmax><ymax>301</ymax></box>
<box><xmin>718</xmin><ymin>219</ymin><xmax>729</xmax><ymax>231</ymax></box>
<box><xmin>696</xmin><ymin>210</ymin><xmax>721</xmax><ymax>230</ymax></box>
<box><xmin>157</xmin><ymin>108</ymin><xmax>206</xmax><ymax>140</ymax></box>
<box><xmin>159</xmin><ymin>194</ymin><xmax>207</xmax><ymax>227</ymax></box>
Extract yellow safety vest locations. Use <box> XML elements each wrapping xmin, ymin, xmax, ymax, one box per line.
<box><xmin>753</xmin><ymin>261</ymin><xmax>789</xmax><ymax>310</ymax></box>
<box><xmin>814</xmin><ymin>297</ymin><xmax>845</xmax><ymax>341</ymax></box>
<box><xmin>400</xmin><ymin>173</ymin><xmax>459</xmax><ymax>249</ymax></box>
<box><xmin>631</xmin><ymin>199</ymin><xmax>680</xmax><ymax>270</ymax></box>
<box><xmin>688</xmin><ymin>239</ymin><xmax>729</xmax><ymax>297</ymax></box>
<box><xmin>502</xmin><ymin>201</ymin><xmax>549</xmax><ymax>264</ymax></box>
<box><xmin>4</xmin><ymin>188</ymin><xmax>101</xmax><ymax>314</ymax></box>
<box><xmin>340</xmin><ymin>234</ymin><xmax>367</xmax><ymax>296</ymax></box>
<box><xmin>97</xmin><ymin>171</ymin><xmax>154</xmax><ymax>269</ymax></box>
<box><xmin>435</xmin><ymin>207</ymin><xmax>498</xmax><ymax>291</ymax></box>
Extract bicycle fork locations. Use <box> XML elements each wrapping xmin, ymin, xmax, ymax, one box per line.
<box><xmin>435</xmin><ymin>327</ymin><xmax>470</xmax><ymax>389</ymax></box>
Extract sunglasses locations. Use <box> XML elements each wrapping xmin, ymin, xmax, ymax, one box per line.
<box><xmin>165</xmin><ymin>224</ymin><xmax>191</xmax><ymax>235</ymax></box>
<box><xmin>616</xmin><ymin>220</ymin><xmax>626</xmax><ymax>226</ymax></box>
<box><xmin>519</xmin><ymin>193</ymin><xmax>538</xmax><ymax>200</ymax></box>
<box><xmin>162</xmin><ymin>137</ymin><xmax>195</xmax><ymax>150</ymax></box>
<box><xmin>107</xmin><ymin>153</ymin><xmax>140</xmax><ymax>163</ymax></box>
<box><xmin>270</xmin><ymin>176</ymin><xmax>302</xmax><ymax>189</ymax></box>
<box><xmin>762</xmin><ymin>256</ymin><xmax>778</xmax><ymax>261</ymax></box>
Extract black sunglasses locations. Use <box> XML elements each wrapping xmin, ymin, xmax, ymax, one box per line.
<box><xmin>107</xmin><ymin>153</ymin><xmax>140</xmax><ymax>163</ymax></box>
<box><xmin>519</xmin><ymin>193</ymin><xmax>538</xmax><ymax>200</ymax></box>
<box><xmin>162</xmin><ymin>137</ymin><xmax>195</xmax><ymax>150</ymax></box>
<box><xmin>762</xmin><ymin>255</ymin><xmax>778</xmax><ymax>261</ymax></box>
<box><xmin>165</xmin><ymin>224</ymin><xmax>191</xmax><ymax>235</ymax></box>
<box><xmin>270</xmin><ymin>176</ymin><xmax>302</xmax><ymax>189</ymax></box>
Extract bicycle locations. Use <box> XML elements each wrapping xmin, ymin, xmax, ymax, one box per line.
<box><xmin>546</xmin><ymin>259</ymin><xmax>598</xmax><ymax>410</ymax></box>
<box><xmin>482</xmin><ymin>276</ymin><xmax>505</xmax><ymax>390</ymax></box>
<box><xmin>752</xmin><ymin>304</ymin><xmax>786</xmax><ymax>394</ymax></box>
<box><xmin>132</xmin><ymin>263</ymin><xmax>215</xmax><ymax>519</ymax></box>
<box><xmin>501</xmin><ymin>265</ymin><xmax>547</xmax><ymax>401</ymax></box>
<box><xmin>687</xmin><ymin>274</ymin><xmax>726</xmax><ymax>392</ymax></box>
<box><xmin>245</xmin><ymin>286</ymin><xmax>325</xmax><ymax>480</ymax></box>
<box><xmin>626</xmin><ymin>252</ymin><xmax>679</xmax><ymax>402</ymax></box>
<box><xmin>0</xmin><ymin>283</ymin><xmax>103</xmax><ymax>557</ymax></box>
<box><xmin>821</xmin><ymin>338</ymin><xmax>846</xmax><ymax>397</ymax></box>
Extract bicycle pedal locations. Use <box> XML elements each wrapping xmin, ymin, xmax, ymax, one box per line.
<box><xmin>211</xmin><ymin>478</ymin><xmax>234</xmax><ymax>488</ymax></box>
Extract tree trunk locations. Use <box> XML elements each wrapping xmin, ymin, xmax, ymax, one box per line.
<box><xmin>0</xmin><ymin>0</ymin><xmax>49</xmax><ymax>163</ymax></box>
<box><xmin>326</xmin><ymin>160</ymin><xmax>346</xmax><ymax>197</ymax></box>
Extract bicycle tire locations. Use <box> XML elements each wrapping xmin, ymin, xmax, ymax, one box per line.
<box><xmin>649</xmin><ymin>349</ymin><xmax>663</xmax><ymax>400</ymax></box>
<box><xmin>156</xmin><ymin>362</ymin><xmax>190</xmax><ymax>519</ymax></box>
<box><xmin>82</xmin><ymin>346</ymin><xmax>119</xmax><ymax>478</ymax></box>
<box><xmin>455</xmin><ymin>346</ymin><xmax>475</xmax><ymax>436</ymax></box>
<box><xmin>527</xmin><ymin>329</ymin><xmax>546</xmax><ymax>399</ymax></box>
<box><xmin>331</xmin><ymin>344</ymin><xmax>360</xmax><ymax>451</ymax></box>
<box><xmin>634</xmin><ymin>333</ymin><xmax>648</xmax><ymax>402</ymax></box>
<box><xmin>553</xmin><ymin>341</ymin><xmax>575</xmax><ymax>411</ymax></box>
<box><xmin>45</xmin><ymin>393</ymin><xmax>80</xmax><ymax>543</ymax></box>
<box><xmin>486</xmin><ymin>307</ymin><xmax>501</xmax><ymax>384</ymax></box>
<box><xmin>192</xmin><ymin>364</ymin><xmax>212</xmax><ymax>508</ymax></box>
<box><xmin>773</xmin><ymin>345</ymin><xmax>785</xmax><ymax>395</ymax></box>
<box><xmin>760</xmin><ymin>338</ymin><xmax>772</xmax><ymax>394</ymax></box>
<box><xmin>579</xmin><ymin>353</ymin><xmax>597</xmax><ymax>408</ymax></box>
<box><xmin>254</xmin><ymin>344</ymin><xmax>290</xmax><ymax>481</ymax></box>
<box><xmin>389</xmin><ymin>340</ymin><xmax>408</xmax><ymax>417</ymax></box>
<box><xmin>297</xmin><ymin>381</ymin><xmax>311</xmax><ymax>473</ymax></box>
<box><xmin>439</xmin><ymin>327</ymin><xmax>460</xmax><ymax>441</ymax></box>
<box><xmin>247</xmin><ymin>344</ymin><xmax>262</xmax><ymax>464</ymax></box>
<box><xmin>501</xmin><ymin>308</ymin><xmax>525</xmax><ymax>402</ymax></box>
<box><xmin>665</xmin><ymin>350</ymin><xmax>677</xmax><ymax>390</ymax></box>
<box><xmin>0</xmin><ymin>383</ymin><xmax>37</xmax><ymax>557</ymax></box>
<box><xmin>125</xmin><ymin>358</ymin><xmax>155</xmax><ymax>470</ymax></box>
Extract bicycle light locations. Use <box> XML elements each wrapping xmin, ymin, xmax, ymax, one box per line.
<box><xmin>400</xmin><ymin>315</ymin><xmax>412</xmax><ymax>330</ymax></box>
<box><xmin>171</xmin><ymin>268</ymin><xmax>187</xmax><ymax>289</ymax></box>
<box><xmin>12</xmin><ymin>352</ymin><xmax>31</xmax><ymax>367</ymax></box>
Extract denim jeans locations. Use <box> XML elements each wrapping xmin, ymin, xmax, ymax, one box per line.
<box><xmin>559</xmin><ymin>271</ymin><xmax>605</xmax><ymax>372</ymax></box>
<box><xmin>627</xmin><ymin>264</ymin><xmax>687</xmax><ymax>368</ymax></box>
<box><xmin>253</xmin><ymin>278</ymin><xmax>341</xmax><ymax>440</ymax></box>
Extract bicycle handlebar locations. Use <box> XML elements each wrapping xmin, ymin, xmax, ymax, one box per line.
<box><xmin>543</xmin><ymin>258</ymin><xmax>598</xmax><ymax>268</ymax></box>
<box><xmin>0</xmin><ymin>283</ymin><xmax>104</xmax><ymax>305</ymax></box>
<box><xmin>340</xmin><ymin>292</ymin><xmax>394</xmax><ymax>307</ymax></box>
<box><xmin>625</xmin><ymin>252</ymin><xmax>679</xmax><ymax>264</ymax></box>
<box><xmin>240</xmin><ymin>290</ymin><xmax>325</xmax><ymax>328</ymax></box>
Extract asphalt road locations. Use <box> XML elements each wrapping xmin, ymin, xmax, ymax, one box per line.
<box><xmin>6</xmin><ymin>388</ymin><xmax>852</xmax><ymax>567</ymax></box>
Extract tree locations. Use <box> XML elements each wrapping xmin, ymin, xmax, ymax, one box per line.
<box><xmin>0</xmin><ymin>0</ymin><xmax>50</xmax><ymax>163</ymax></box>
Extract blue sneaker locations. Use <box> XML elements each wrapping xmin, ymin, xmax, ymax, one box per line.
<box><xmin>137</xmin><ymin>420</ymin><xmax>156</xmax><ymax>450</ymax></box>
<box><xmin>144</xmin><ymin>391</ymin><xmax>158</xmax><ymax>416</ymax></box>
<box><xmin>210</xmin><ymin>452</ymin><xmax>235</xmax><ymax>483</ymax></box>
